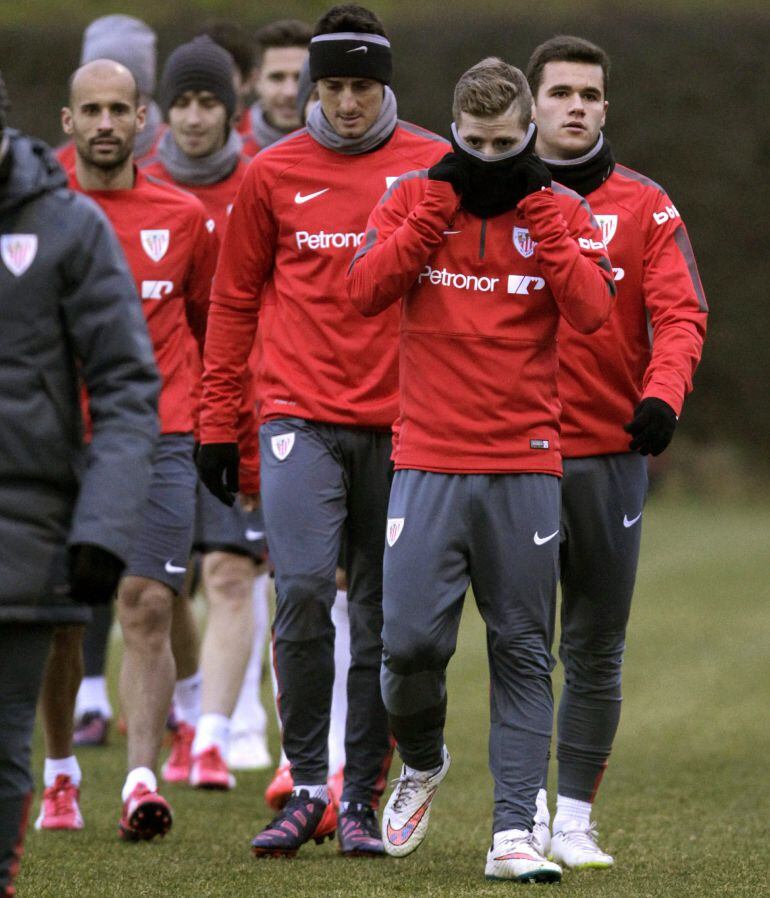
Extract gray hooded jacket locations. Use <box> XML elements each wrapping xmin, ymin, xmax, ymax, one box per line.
<box><xmin>0</xmin><ymin>130</ymin><xmax>160</xmax><ymax>622</ymax></box>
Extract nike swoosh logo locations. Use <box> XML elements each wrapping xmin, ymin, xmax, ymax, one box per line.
<box><xmin>245</xmin><ymin>529</ymin><xmax>264</xmax><ymax>541</ymax></box>
<box><xmin>346</xmin><ymin>46</ymin><xmax>368</xmax><ymax>54</ymax></box>
<box><xmin>385</xmin><ymin>796</ymin><xmax>433</xmax><ymax>847</ymax></box>
<box><xmin>533</xmin><ymin>530</ymin><xmax>559</xmax><ymax>546</ymax></box>
<box><xmin>442</xmin><ymin>230</ymin><xmax>462</xmax><ymax>235</ymax></box>
<box><xmin>494</xmin><ymin>852</ymin><xmax>540</xmax><ymax>861</ymax></box>
<box><xmin>294</xmin><ymin>188</ymin><xmax>330</xmax><ymax>204</ymax></box>
<box><xmin>164</xmin><ymin>561</ymin><xmax>187</xmax><ymax>574</ymax></box>
<box><xmin>623</xmin><ymin>512</ymin><xmax>642</xmax><ymax>528</ymax></box>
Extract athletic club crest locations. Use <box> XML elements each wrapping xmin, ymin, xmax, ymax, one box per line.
<box><xmin>270</xmin><ymin>432</ymin><xmax>295</xmax><ymax>461</ymax></box>
<box><xmin>595</xmin><ymin>214</ymin><xmax>618</xmax><ymax>246</ymax></box>
<box><xmin>1</xmin><ymin>234</ymin><xmax>38</xmax><ymax>277</ymax></box>
<box><xmin>140</xmin><ymin>229</ymin><xmax>170</xmax><ymax>262</ymax></box>
<box><xmin>386</xmin><ymin>517</ymin><xmax>404</xmax><ymax>547</ymax></box>
<box><xmin>513</xmin><ymin>227</ymin><xmax>536</xmax><ymax>258</ymax></box>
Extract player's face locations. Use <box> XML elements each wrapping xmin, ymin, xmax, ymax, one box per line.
<box><xmin>533</xmin><ymin>61</ymin><xmax>607</xmax><ymax>159</ymax></box>
<box><xmin>62</xmin><ymin>69</ymin><xmax>145</xmax><ymax>171</ymax></box>
<box><xmin>456</xmin><ymin>105</ymin><xmax>528</xmax><ymax>156</ymax></box>
<box><xmin>254</xmin><ymin>46</ymin><xmax>307</xmax><ymax>131</ymax></box>
<box><xmin>317</xmin><ymin>77</ymin><xmax>383</xmax><ymax>139</ymax></box>
<box><xmin>168</xmin><ymin>91</ymin><xmax>229</xmax><ymax>158</ymax></box>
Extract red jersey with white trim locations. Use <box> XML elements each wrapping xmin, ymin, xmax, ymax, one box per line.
<box><xmin>200</xmin><ymin>123</ymin><xmax>448</xmax><ymax>444</ymax></box>
<box><xmin>69</xmin><ymin>169</ymin><xmax>218</xmax><ymax>434</ymax></box>
<box><xmin>139</xmin><ymin>156</ymin><xmax>261</xmax><ymax>490</ymax></box>
<box><xmin>557</xmin><ymin>164</ymin><xmax>708</xmax><ymax>457</ymax></box>
<box><xmin>348</xmin><ymin>177</ymin><xmax>615</xmax><ymax>475</ymax></box>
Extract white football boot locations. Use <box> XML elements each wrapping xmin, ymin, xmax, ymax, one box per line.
<box><xmin>228</xmin><ymin>729</ymin><xmax>272</xmax><ymax>771</ymax></box>
<box><xmin>485</xmin><ymin>829</ymin><xmax>562</xmax><ymax>883</ymax></box>
<box><xmin>381</xmin><ymin>745</ymin><xmax>450</xmax><ymax>857</ymax></box>
<box><xmin>550</xmin><ymin>820</ymin><xmax>614</xmax><ymax>869</ymax></box>
<box><xmin>532</xmin><ymin>790</ymin><xmax>551</xmax><ymax>857</ymax></box>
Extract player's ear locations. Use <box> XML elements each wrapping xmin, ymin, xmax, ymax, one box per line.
<box><xmin>136</xmin><ymin>104</ymin><xmax>147</xmax><ymax>133</ymax></box>
<box><xmin>61</xmin><ymin>107</ymin><xmax>74</xmax><ymax>136</ymax></box>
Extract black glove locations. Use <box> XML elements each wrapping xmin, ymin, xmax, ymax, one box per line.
<box><xmin>69</xmin><ymin>543</ymin><xmax>124</xmax><ymax>605</ymax></box>
<box><xmin>197</xmin><ymin>442</ymin><xmax>240</xmax><ymax>506</ymax></box>
<box><xmin>624</xmin><ymin>397</ymin><xmax>677</xmax><ymax>456</ymax></box>
<box><xmin>427</xmin><ymin>152</ymin><xmax>467</xmax><ymax>195</ymax></box>
<box><xmin>512</xmin><ymin>154</ymin><xmax>552</xmax><ymax>201</ymax></box>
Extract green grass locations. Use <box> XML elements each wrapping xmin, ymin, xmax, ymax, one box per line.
<box><xmin>19</xmin><ymin>496</ymin><xmax>770</xmax><ymax>897</ymax></box>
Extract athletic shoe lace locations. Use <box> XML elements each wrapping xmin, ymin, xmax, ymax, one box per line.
<box><xmin>496</xmin><ymin>831</ymin><xmax>540</xmax><ymax>857</ymax></box>
<box><xmin>561</xmin><ymin>821</ymin><xmax>602</xmax><ymax>853</ymax></box>
<box><xmin>389</xmin><ymin>771</ymin><xmax>429</xmax><ymax>813</ymax></box>
<box><xmin>50</xmin><ymin>778</ymin><xmax>75</xmax><ymax>816</ymax></box>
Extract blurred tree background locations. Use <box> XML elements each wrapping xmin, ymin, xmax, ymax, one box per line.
<box><xmin>2</xmin><ymin>0</ymin><xmax>767</xmax><ymax>491</ymax></box>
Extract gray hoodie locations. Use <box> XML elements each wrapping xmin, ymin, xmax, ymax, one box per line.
<box><xmin>0</xmin><ymin>130</ymin><xmax>160</xmax><ymax>622</ymax></box>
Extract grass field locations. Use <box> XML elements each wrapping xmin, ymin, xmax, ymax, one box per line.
<box><xmin>19</xmin><ymin>495</ymin><xmax>769</xmax><ymax>897</ymax></box>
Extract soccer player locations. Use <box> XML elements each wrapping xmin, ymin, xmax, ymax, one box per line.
<box><xmin>197</xmin><ymin>3</ymin><xmax>447</xmax><ymax>858</ymax></box>
<box><xmin>142</xmin><ymin>35</ymin><xmax>267</xmax><ymax>788</ymax></box>
<box><xmin>525</xmin><ymin>35</ymin><xmax>708</xmax><ymax>868</ymax></box>
<box><xmin>35</xmin><ymin>59</ymin><xmax>218</xmax><ymax>839</ymax></box>
<box><xmin>56</xmin><ymin>15</ymin><xmax>164</xmax><ymax>173</ymax></box>
<box><xmin>240</xmin><ymin>19</ymin><xmax>311</xmax><ymax>156</ymax></box>
<box><xmin>348</xmin><ymin>57</ymin><xmax>616</xmax><ymax>883</ymax></box>
<box><xmin>0</xmin><ymin>70</ymin><xmax>159</xmax><ymax>893</ymax></box>
<box><xmin>199</xmin><ymin>21</ymin><xmax>258</xmax><ymax>144</ymax></box>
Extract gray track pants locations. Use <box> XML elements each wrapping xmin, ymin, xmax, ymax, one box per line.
<box><xmin>555</xmin><ymin>452</ymin><xmax>648</xmax><ymax>801</ymax></box>
<box><xmin>0</xmin><ymin>624</ymin><xmax>55</xmax><ymax>894</ymax></box>
<box><xmin>259</xmin><ymin>418</ymin><xmax>393</xmax><ymax>804</ymax></box>
<box><xmin>381</xmin><ymin>470</ymin><xmax>560</xmax><ymax>833</ymax></box>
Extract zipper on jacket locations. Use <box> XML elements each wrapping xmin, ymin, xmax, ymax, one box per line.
<box><xmin>479</xmin><ymin>219</ymin><xmax>487</xmax><ymax>259</ymax></box>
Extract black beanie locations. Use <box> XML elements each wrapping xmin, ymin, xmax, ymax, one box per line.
<box><xmin>160</xmin><ymin>36</ymin><xmax>236</xmax><ymax>119</ymax></box>
<box><xmin>309</xmin><ymin>32</ymin><xmax>392</xmax><ymax>84</ymax></box>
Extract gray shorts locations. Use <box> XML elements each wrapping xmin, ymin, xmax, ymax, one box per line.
<box><xmin>125</xmin><ymin>433</ymin><xmax>197</xmax><ymax>594</ymax></box>
<box><xmin>193</xmin><ymin>484</ymin><xmax>267</xmax><ymax>561</ymax></box>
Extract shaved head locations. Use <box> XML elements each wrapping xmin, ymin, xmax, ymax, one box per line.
<box><xmin>69</xmin><ymin>59</ymin><xmax>140</xmax><ymax>108</ymax></box>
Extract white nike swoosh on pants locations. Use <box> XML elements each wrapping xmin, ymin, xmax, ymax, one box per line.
<box><xmin>533</xmin><ymin>530</ymin><xmax>559</xmax><ymax>546</ymax></box>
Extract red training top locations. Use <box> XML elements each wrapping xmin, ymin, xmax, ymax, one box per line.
<box><xmin>348</xmin><ymin>176</ymin><xmax>615</xmax><ymax>475</ymax></box>
<box><xmin>199</xmin><ymin>123</ymin><xmax>448</xmax><ymax>444</ymax></box>
<box><xmin>70</xmin><ymin>168</ymin><xmax>218</xmax><ymax>434</ymax></box>
<box><xmin>557</xmin><ymin>164</ymin><xmax>708</xmax><ymax>457</ymax></box>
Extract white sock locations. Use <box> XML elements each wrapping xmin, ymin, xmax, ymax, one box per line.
<box><xmin>535</xmin><ymin>788</ymin><xmax>550</xmax><ymax>824</ymax></box>
<box><xmin>122</xmin><ymin>766</ymin><xmax>157</xmax><ymax>802</ymax></box>
<box><xmin>44</xmin><ymin>756</ymin><xmax>82</xmax><ymax>788</ymax></box>
<box><xmin>553</xmin><ymin>794</ymin><xmax>592</xmax><ymax>831</ymax></box>
<box><xmin>292</xmin><ymin>784</ymin><xmax>328</xmax><ymax>802</ymax></box>
<box><xmin>192</xmin><ymin>713</ymin><xmax>230</xmax><ymax>757</ymax></box>
<box><xmin>75</xmin><ymin>676</ymin><xmax>112</xmax><ymax>719</ymax></box>
<box><xmin>328</xmin><ymin>589</ymin><xmax>350</xmax><ymax>773</ymax></box>
<box><xmin>173</xmin><ymin>672</ymin><xmax>202</xmax><ymax>727</ymax></box>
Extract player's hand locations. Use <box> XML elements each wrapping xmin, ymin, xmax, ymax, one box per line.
<box><xmin>69</xmin><ymin>543</ymin><xmax>124</xmax><ymax>605</ymax></box>
<box><xmin>624</xmin><ymin>397</ymin><xmax>678</xmax><ymax>456</ymax></box>
<box><xmin>240</xmin><ymin>492</ymin><xmax>261</xmax><ymax>512</ymax></box>
<box><xmin>512</xmin><ymin>155</ymin><xmax>552</xmax><ymax>203</ymax></box>
<box><xmin>197</xmin><ymin>442</ymin><xmax>240</xmax><ymax>506</ymax></box>
<box><xmin>428</xmin><ymin>153</ymin><xmax>466</xmax><ymax>195</ymax></box>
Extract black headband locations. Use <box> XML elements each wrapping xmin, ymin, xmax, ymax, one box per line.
<box><xmin>309</xmin><ymin>31</ymin><xmax>392</xmax><ymax>84</ymax></box>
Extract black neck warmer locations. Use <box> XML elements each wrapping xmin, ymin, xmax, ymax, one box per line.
<box><xmin>450</xmin><ymin>122</ymin><xmax>538</xmax><ymax>218</ymax></box>
<box><xmin>541</xmin><ymin>133</ymin><xmax>615</xmax><ymax>198</ymax></box>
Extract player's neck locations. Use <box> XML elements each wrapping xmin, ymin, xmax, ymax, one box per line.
<box><xmin>75</xmin><ymin>156</ymin><xmax>135</xmax><ymax>191</ymax></box>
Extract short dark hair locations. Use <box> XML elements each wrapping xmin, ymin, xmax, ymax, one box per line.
<box><xmin>199</xmin><ymin>21</ymin><xmax>255</xmax><ymax>81</ymax></box>
<box><xmin>313</xmin><ymin>4</ymin><xmax>386</xmax><ymax>38</ymax></box>
<box><xmin>254</xmin><ymin>19</ymin><xmax>312</xmax><ymax>66</ymax></box>
<box><xmin>526</xmin><ymin>35</ymin><xmax>610</xmax><ymax>99</ymax></box>
<box><xmin>453</xmin><ymin>57</ymin><xmax>532</xmax><ymax>130</ymax></box>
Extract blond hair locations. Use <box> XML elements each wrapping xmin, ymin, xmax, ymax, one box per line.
<box><xmin>453</xmin><ymin>57</ymin><xmax>532</xmax><ymax>129</ymax></box>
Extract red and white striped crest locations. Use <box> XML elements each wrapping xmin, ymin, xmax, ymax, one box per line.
<box><xmin>140</xmin><ymin>229</ymin><xmax>170</xmax><ymax>262</ymax></box>
<box><xmin>386</xmin><ymin>517</ymin><xmax>404</xmax><ymax>547</ymax></box>
<box><xmin>270</xmin><ymin>432</ymin><xmax>295</xmax><ymax>461</ymax></box>
<box><xmin>1</xmin><ymin>234</ymin><xmax>38</xmax><ymax>277</ymax></box>
<box><xmin>595</xmin><ymin>214</ymin><xmax>618</xmax><ymax>246</ymax></box>
<box><xmin>513</xmin><ymin>227</ymin><xmax>536</xmax><ymax>258</ymax></box>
